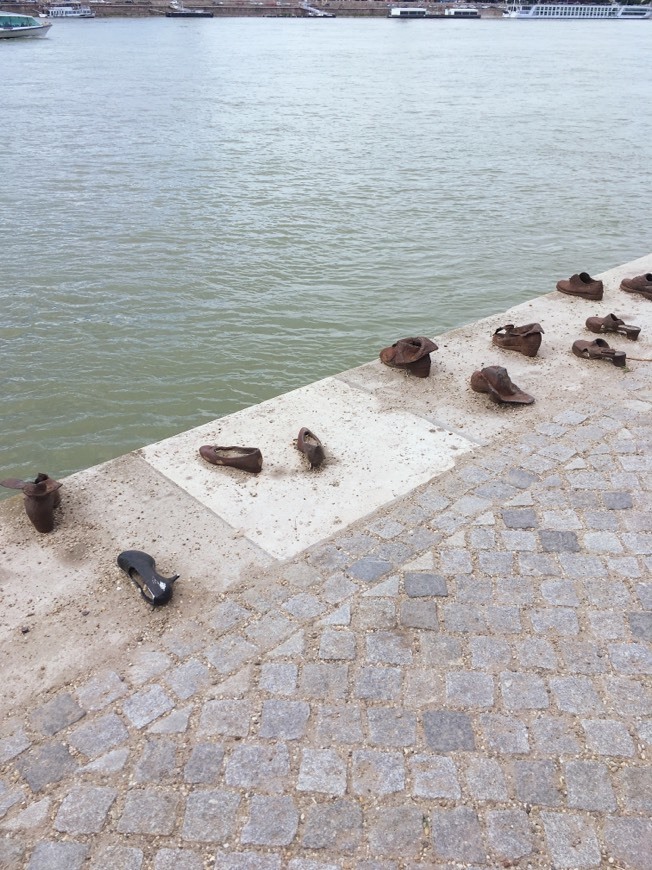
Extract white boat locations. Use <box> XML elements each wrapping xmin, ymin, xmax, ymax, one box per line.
<box><xmin>504</xmin><ymin>2</ymin><xmax>652</xmax><ymax>18</ymax></box>
<box><xmin>0</xmin><ymin>10</ymin><xmax>52</xmax><ymax>37</ymax></box>
<box><xmin>388</xmin><ymin>5</ymin><xmax>480</xmax><ymax>16</ymax></box>
<box><xmin>389</xmin><ymin>6</ymin><xmax>428</xmax><ymax>17</ymax></box>
<box><xmin>46</xmin><ymin>3</ymin><xmax>95</xmax><ymax>17</ymax></box>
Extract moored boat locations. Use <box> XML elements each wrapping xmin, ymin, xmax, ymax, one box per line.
<box><xmin>0</xmin><ymin>10</ymin><xmax>52</xmax><ymax>37</ymax></box>
<box><xmin>166</xmin><ymin>1</ymin><xmax>214</xmax><ymax>16</ymax></box>
<box><xmin>504</xmin><ymin>1</ymin><xmax>652</xmax><ymax>18</ymax></box>
<box><xmin>46</xmin><ymin>3</ymin><xmax>95</xmax><ymax>17</ymax></box>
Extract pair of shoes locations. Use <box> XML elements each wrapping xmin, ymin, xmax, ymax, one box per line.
<box><xmin>572</xmin><ymin>338</ymin><xmax>626</xmax><ymax>367</ymax></box>
<box><xmin>199</xmin><ymin>446</ymin><xmax>263</xmax><ymax>474</ymax></box>
<box><xmin>117</xmin><ymin>550</ymin><xmax>179</xmax><ymax>606</ymax></box>
<box><xmin>586</xmin><ymin>314</ymin><xmax>640</xmax><ymax>340</ymax></box>
<box><xmin>492</xmin><ymin>323</ymin><xmax>544</xmax><ymax>357</ymax></box>
<box><xmin>470</xmin><ymin>366</ymin><xmax>534</xmax><ymax>405</ymax></box>
<box><xmin>620</xmin><ymin>273</ymin><xmax>652</xmax><ymax>300</ymax></box>
<box><xmin>556</xmin><ymin>272</ymin><xmax>604</xmax><ymax>301</ymax></box>
<box><xmin>0</xmin><ymin>473</ymin><xmax>62</xmax><ymax>533</ymax></box>
<box><xmin>380</xmin><ymin>337</ymin><xmax>438</xmax><ymax>378</ymax></box>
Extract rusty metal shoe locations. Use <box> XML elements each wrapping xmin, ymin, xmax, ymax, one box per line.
<box><xmin>0</xmin><ymin>472</ymin><xmax>62</xmax><ymax>533</ymax></box>
<box><xmin>556</xmin><ymin>272</ymin><xmax>604</xmax><ymax>301</ymax></box>
<box><xmin>619</xmin><ymin>273</ymin><xmax>652</xmax><ymax>300</ymax></box>
<box><xmin>297</xmin><ymin>427</ymin><xmax>325</xmax><ymax>469</ymax></box>
<box><xmin>380</xmin><ymin>336</ymin><xmax>438</xmax><ymax>378</ymax></box>
<box><xmin>470</xmin><ymin>366</ymin><xmax>535</xmax><ymax>405</ymax></box>
<box><xmin>585</xmin><ymin>313</ymin><xmax>640</xmax><ymax>340</ymax></box>
<box><xmin>572</xmin><ymin>338</ymin><xmax>626</xmax><ymax>367</ymax></box>
<box><xmin>492</xmin><ymin>323</ymin><xmax>544</xmax><ymax>357</ymax></box>
<box><xmin>199</xmin><ymin>445</ymin><xmax>263</xmax><ymax>474</ymax></box>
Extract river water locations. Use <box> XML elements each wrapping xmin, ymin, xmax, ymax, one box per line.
<box><xmin>1</xmin><ymin>17</ymin><xmax>651</xmax><ymax>486</ymax></box>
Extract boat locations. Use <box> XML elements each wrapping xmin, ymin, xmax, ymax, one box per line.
<box><xmin>0</xmin><ymin>10</ymin><xmax>52</xmax><ymax>37</ymax></box>
<box><xmin>389</xmin><ymin>6</ymin><xmax>429</xmax><ymax>17</ymax></box>
<box><xmin>45</xmin><ymin>3</ymin><xmax>95</xmax><ymax>16</ymax></box>
<box><xmin>388</xmin><ymin>5</ymin><xmax>480</xmax><ymax>17</ymax></box>
<box><xmin>166</xmin><ymin>1</ymin><xmax>214</xmax><ymax>16</ymax></box>
<box><xmin>504</xmin><ymin>1</ymin><xmax>652</xmax><ymax>18</ymax></box>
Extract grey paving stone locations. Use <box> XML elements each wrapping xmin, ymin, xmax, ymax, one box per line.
<box><xmin>579</xmin><ymin>720</ymin><xmax>632</xmax><ymax>760</ymax></box>
<box><xmin>494</xmin><ymin>575</ymin><xmax>534</xmax><ymax>605</ymax></box>
<box><xmin>319</xmin><ymin>602</ymin><xmax>351</xmax><ymax>626</ymax></box>
<box><xmin>478</xmin><ymin>551</ymin><xmax>514</xmax><ymax>575</ymax></box>
<box><xmin>457</xmin><ymin>576</ymin><xmax>492</xmax><ymax>603</ymax></box>
<box><xmin>225</xmin><ymin>742</ymin><xmax>290</xmax><ymax>791</ymax></box>
<box><xmin>199</xmin><ymin>700</ymin><xmax>251</xmax><ymax>737</ymax></box>
<box><xmin>550</xmin><ymin>676</ymin><xmax>604</xmax><ymax>714</ymax></box>
<box><xmin>516</xmin><ymin>637</ymin><xmax>558</xmax><ymax>670</ymax></box>
<box><xmin>182</xmin><ymin>788</ymin><xmax>240</xmax><ymax>841</ymax></box>
<box><xmin>213</xmin><ymin>854</ymin><xmax>281</xmax><ymax>870</ymax></box>
<box><xmin>513</xmin><ymin>759</ymin><xmax>561</xmax><ymax>806</ymax></box>
<box><xmin>0</xmin><ymin>838</ymin><xmax>25</xmax><ymax>868</ymax></box>
<box><xmin>486</xmin><ymin>809</ymin><xmax>533</xmax><ymax>860</ymax></box>
<box><xmin>209</xmin><ymin>601</ymin><xmax>251</xmax><ymax>634</ymax></box>
<box><xmin>118</xmin><ymin>788</ymin><xmax>180</xmax><ymax>835</ymax></box>
<box><xmin>283</xmin><ymin>593</ymin><xmax>325</xmax><ymax>620</ymax></box>
<box><xmin>565</xmin><ymin>761</ymin><xmax>616</xmax><ymax>811</ymax></box>
<box><xmin>584</xmin><ymin>510</ymin><xmax>620</xmax><ymax>531</ymax></box>
<box><xmin>0</xmin><ymin>728</ymin><xmax>30</xmax><ymax>764</ymax></box>
<box><xmin>54</xmin><ymin>784</ymin><xmax>117</xmax><ymax>834</ymax></box>
<box><xmin>431</xmin><ymin>807</ymin><xmax>485</xmax><ymax>863</ymax></box>
<box><xmin>91</xmin><ymin>844</ymin><xmax>144</xmax><ymax>870</ymax></box>
<box><xmin>367</xmin><ymin>806</ymin><xmax>424</xmax><ymax>857</ymax></box>
<box><xmin>16</xmin><ymin>741</ymin><xmax>78</xmax><ymax>792</ymax></box>
<box><xmin>603</xmin><ymin>817</ymin><xmax>652</xmax><ymax>870</ymax></box>
<box><xmin>352</xmin><ymin>599</ymin><xmax>396</xmax><ymax>630</ymax></box>
<box><xmin>134</xmin><ymin>738</ymin><xmax>178</xmax><ymax>783</ymax></box>
<box><xmin>259</xmin><ymin>700</ymin><xmax>310</xmax><ymax>739</ymax></box>
<box><xmin>300</xmin><ymin>663</ymin><xmax>348</xmax><ymax>699</ymax></box>
<box><xmin>620</xmin><ymin>767</ymin><xmax>652</xmax><ymax>811</ymax></box>
<box><xmin>519</xmin><ymin>553</ymin><xmax>557</xmax><ymax>576</ymax></box>
<box><xmin>469</xmin><ymin>527</ymin><xmax>495</xmax><ymax>549</ymax></box>
<box><xmin>486</xmin><ymin>605</ymin><xmax>522</xmax><ymax>635</ymax></box>
<box><xmin>403</xmin><ymin>669</ymin><xmax>444</xmax><ymax>708</ymax></box>
<box><xmin>445</xmin><ymin>672</ymin><xmax>494</xmax><ymax>708</ymax></box>
<box><xmin>164</xmin><ymin>659</ymin><xmax>211</xmax><ymax>700</ymax></box>
<box><xmin>540</xmin><ymin>812</ymin><xmax>601</xmax><ymax>868</ymax></box>
<box><xmin>500</xmin><ymin>672</ymin><xmax>549</xmax><ymax>710</ymax></box>
<box><xmin>184</xmin><ymin>743</ymin><xmax>224</xmax><ymax>784</ymax></box>
<box><xmin>399</xmin><ymin>599</ymin><xmax>439</xmax><ymax>630</ymax></box>
<box><xmin>465</xmin><ymin>757</ymin><xmax>508</xmax><ymax>801</ymax></box>
<box><xmin>629</xmin><ymin>612</ymin><xmax>652</xmax><ymax>641</ymax></box>
<box><xmin>244</xmin><ymin>611</ymin><xmax>294</xmax><ymax>649</ymax></box>
<box><xmin>127</xmin><ymin>649</ymin><xmax>172</xmax><ymax>686</ymax></box>
<box><xmin>316</xmin><ymin>704</ymin><xmax>363</xmax><ymax>743</ymax></box>
<box><xmin>76</xmin><ymin>670</ymin><xmax>128</xmax><ymax>711</ymax></box>
<box><xmin>541</xmin><ymin>578</ymin><xmax>579</xmax><ymax>606</ymax></box>
<box><xmin>308</xmin><ymin>544</ymin><xmax>349</xmax><ymax>571</ymax></box>
<box><xmin>531</xmin><ymin>715</ymin><xmax>581</xmax><ymax>754</ymax></box>
<box><xmin>0</xmin><ymin>781</ymin><xmax>23</xmax><ymax>818</ymax></box>
<box><xmin>366</xmin><ymin>631</ymin><xmax>413</xmax><ymax>664</ymax></box>
<box><xmin>558</xmin><ymin>553</ymin><xmax>605</xmax><ymax>577</ymax></box>
<box><xmin>354</xmin><ymin>666</ymin><xmax>402</xmax><ymax>701</ymax></box>
<box><xmin>423</xmin><ymin>711</ymin><xmax>475</xmax><ymax>751</ymax></box>
<box><xmin>161</xmin><ymin>622</ymin><xmax>205</xmax><ymax>657</ymax></box>
<box><xmin>206</xmin><ymin>636</ymin><xmax>258</xmax><ymax>674</ymax></box>
<box><xmin>319</xmin><ymin>628</ymin><xmax>356</xmax><ymax>660</ymax></box>
<box><xmin>604</xmin><ymin>490</ymin><xmax>634</xmax><ymax>509</ymax></box>
<box><xmin>587</xmin><ymin>610</ymin><xmax>626</xmax><ymax>639</ymax></box>
<box><xmin>351</xmin><ymin>749</ymin><xmax>405</xmax><ymax>795</ymax></box>
<box><xmin>559</xmin><ymin>640</ymin><xmax>607</xmax><ymax>675</ymax></box>
<box><xmin>371</xmin><ymin>541</ymin><xmax>413</xmax><ymax>564</ymax></box>
<box><xmin>281</xmin><ymin>561</ymin><xmax>323</xmax><ymax>590</ymax></box>
<box><xmin>30</xmin><ymin>693</ymin><xmax>85</xmax><ymax>737</ymax></box>
<box><xmin>241</xmin><ymin>795</ymin><xmax>298</xmax><ymax>846</ymax></box>
<box><xmin>584</xmin><ymin>530</ymin><xmax>623</xmax><ymax>553</ymax></box>
<box><xmin>362</xmin><ymin>575</ymin><xmax>398</xmax><ymax>598</ymax></box>
<box><xmin>260</xmin><ymin>662</ymin><xmax>298</xmax><ymax>694</ymax></box>
<box><xmin>608</xmin><ymin>642</ymin><xmax>652</xmax><ymax>674</ymax></box>
<box><xmin>287</xmin><ymin>862</ymin><xmax>339</xmax><ymax>870</ymax></box>
<box><xmin>539</xmin><ymin>530</ymin><xmax>579</xmax><ymax>552</ymax></box>
<box><xmin>530</xmin><ymin>607</ymin><xmax>579</xmax><ymax>636</ymax></box>
<box><xmin>322</xmin><ymin>573</ymin><xmax>358</xmax><ymax>604</ymax></box>
<box><xmin>122</xmin><ymin>685</ymin><xmax>174</xmax><ymax>728</ymax></box>
<box><xmin>542</xmin><ymin>509</ymin><xmax>582</xmax><ymax>530</ymax></box>
<box><xmin>583</xmin><ymin>577</ymin><xmax>631</xmax><ymax>607</ymax></box>
<box><xmin>502</xmin><ymin>508</ymin><xmax>537</xmax><ymax>529</ymax></box>
<box><xmin>420</xmin><ymin>634</ymin><xmax>463</xmax><ymax>668</ymax></box>
<box><xmin>480</xmin><ymin>714</ymin><xmax>529</xmax><ymax>754</ymax></box>
<box><xmin>79</xmin><ymin>747</ymin><xmax>130</xmax><ymax>774</ymax></box>
<box><xmin>441</xmin><ymin>603</ymin><xmax>487</xmax><ymax>633</ymax></box>
<box><xmin>450</xmin><ymin>494</ymin><xmax>492</xmax><ymax>517</ymax></box>
<box><xmin>368</xmin><ymin>708</ymin><xmax>416</xmax><ymax>746</ymax></box>
<box><xmin>439</xmin><ymin>549</ymin><xmax>472</xmax><ymax>575</ymax></box>
<box><xmin>501</xmin><ymin>529</ymin><xmax>537</xmax><ymax>551</ymax></box>
<box><xmin>611</xmin><ymin>555</ymin><xmax>643</xmax><ymax>577</ymax></box>
<box><xmin>368</xmin><ymin>518</ymin><xmax>406</xmax><ymax>539</ymax></box>
<box><xmin>27</xmin><ymin>841</ymin><xmax>89</xmax><ymax>870</ymax></box>
<box><xmin>301</xmin><ymin>798</ymin><xmax>363</xmax><ymax>852</ymax></box>
<box><xmin>2</xmin><ymin>796</ymin><xmax>50</xmax><ymax>830</ymax></box>
<box><xmin>348</xmin><ymin>557</ymin><xmax>392</xmax><ymax>582</ymax></box>
<box><xmin>410</xmin><ymin>753</ymin><xmax>460</xmax><ymax>799</ymax></box>
<box><xmin>149</xmin><ymin>706</ymin><xmax>192</xmax><ymax>735</ymax></box>
<box><xmin>297</xmin><ymin>748</ymin><xmax>347</xmax><ymax>795</ymax></box>
<box><xmin>635</xmin><ymin>581</ymin><xmax>652</xmax><ymax>609</ymax></box>
<box><xmin>153</xmin><ymin>849</ymin><xmax>203</xmax><ymax>870</ymax></box>
<box><xmin>470</xmin><ymin>637</ymin><xmax>512</xmax><ymax>672</ymax></box>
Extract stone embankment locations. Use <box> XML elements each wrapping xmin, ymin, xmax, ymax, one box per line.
<box><xmin>1</xmin><ymin>254</ymin><xmax>651</xmax><ymax>869</ymax></box>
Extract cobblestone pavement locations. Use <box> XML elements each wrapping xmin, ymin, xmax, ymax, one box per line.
<box><xmin>1</xmin><ymin>366</ymin><xmax>652</xmax><ymax>870</ymax></box>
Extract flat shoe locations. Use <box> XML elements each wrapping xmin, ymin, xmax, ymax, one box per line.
<box><xmin>620</xmin><ymin>273</ymin><xmax>652</xmax><ymax>300</ymax></box>
<box><xmin>492</xmin><ymin>323</ymin><xmax>543</xmax><ymax>357</ymax></box>
<box><xmin>572</xmin><ymin>338</ymin><xmax>626</xmax><ymax>367</ymax></box>
<box><xmin>117</xmin><ymin>550</ymin><xmax>179</xmax><ymax>606</ymax></box>
<box><xmin>199</xmin><ymin>445</ymin><xmax>263</xmax><ymax>474</ymax></box>
<box><xmin>556</xmin><ymin>272</ymin><xmax>604</xmax><ymax>301</ymax></box>
<box><xmin>297</xmin><ymin>427</ymin><xmax>325</xmax><ymax>468</ymax></box>
<box><xmin>380</xmin><ymin>336</ymin><xmax>438</xmax><ymax>378</ymax></box>
<box><xmin>470</xmin><ymin>366</ymin><xmax>534</xmax><ymax>405</ymax></box>
<box><xmin>585</xmin><ymin>313</ymin><xmax>640</xmax><ymax>340</ymax></box>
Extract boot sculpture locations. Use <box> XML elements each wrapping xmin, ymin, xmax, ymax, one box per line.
<box><xmin>1</xmin><ymin>473</ymin><xmax>62</xmax><ymax>533</ymax></box>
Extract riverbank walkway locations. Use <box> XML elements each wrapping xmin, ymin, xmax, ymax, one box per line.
<box><xmin>1</xmin><ymin>254</ymin><xmax>651</xmax><ymax>869</ymax></box>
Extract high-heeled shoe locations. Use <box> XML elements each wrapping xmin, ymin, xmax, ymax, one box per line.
<box><xmin>297</xmin><ymin>427</ymin><xmax>325</xmax><ymax>468</ymax></box>
<box><xmin>199</xmin><ymin>446</ymin><xmax>263</xmax><ymax>474</ymax></box>
<box><xmin>1</xmin><ymin>473</ymin><xmax>62</xmax><ymax>533</ymax></box>
<box><xmin>117</xmin><ymin>550</ymin><xmax>179</xmax><ymax>606</ymax></box>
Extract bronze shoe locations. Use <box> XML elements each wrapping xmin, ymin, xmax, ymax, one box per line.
<box><xmin>470</xmin><ymin>366</ymin><xmax>534</xmax><ymax>405</ymax></box>
<box><xmin>379</xmin><ymin>336</ymin><xmax>438</xmax><ymax>378</ymax></box>
<box><xmin>1</xmin><ymin>472</ymin><xmax>62</xmax><ymax>533</ymax></box>
<box><xmin>556</xmin><ymin>272</ymin><xmax>604</xmax><ymax>301</ymax></box>
<box><xmin>297</xmin><ymin>427</ymin><xmax>325</xmax><ymax>468</ymax></box>
<box><xmin>585</xmin><ymin>313</ymin><xmax>640</xmax><ymax>340</ymax></box>
<box><xmin>619</xmin><ymin>273</ymin><xmax>652</xmax><ymax>300</ymax></box>
<box><xmin>199</xmin><ymin>445</ymin><xmax>263</xmax><ymax>474</ymax></box>
<box><xmin>492</xmin><ymin>323</ymin><xmax>544</xmax><ymax>357</ymax></box>
<box><xmin>572</xmin><ymin>338</ymin><xmax>626</xmax><ymax>368</ymax></box>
